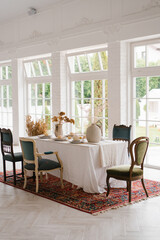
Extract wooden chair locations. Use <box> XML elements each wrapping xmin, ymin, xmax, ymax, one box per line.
<box><xmin>106</xmin><ymin>136</ymin><xmax>149</xmax><ymax>202</ymax></box>
<box><xmin>20</xmin><ymin>138</ymin><xmax>64</xmax><ymax>193</ymax></box>
<box><xmin>113</xmin><ymin>124</ymin><xmax>132</xmax><ymax>154</ymax></box>
<box><xmin>0</xmin><ymin>128</ymin><xmax>24</xmax><ymax>185</ymax></box>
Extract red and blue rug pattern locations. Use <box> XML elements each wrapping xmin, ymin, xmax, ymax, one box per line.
<box><xmin>0</xmin><ymin>171</ymin><xmax>160</xmax><ymax>215</ymax></box>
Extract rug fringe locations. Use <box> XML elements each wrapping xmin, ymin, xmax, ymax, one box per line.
<box><xmin>92</xmin><ymin>192</ymin><xmax>160</xmax><ymax>216</ymax></box>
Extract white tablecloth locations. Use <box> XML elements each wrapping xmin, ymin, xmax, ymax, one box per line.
<box><xmin>36</xmin><ymin>139</ymin><xmax>129</xmax><ymax>193</ymax></box>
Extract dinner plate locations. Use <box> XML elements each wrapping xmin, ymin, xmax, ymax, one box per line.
<box><xmin>54</xmin><ymin>138</ymin><xmax>67</xmax><ymax>141</ymax></box>
<box><xmin>70</xmin><ymin>140</ymin><xmax>81</xmax><ymax>144</ymax></box>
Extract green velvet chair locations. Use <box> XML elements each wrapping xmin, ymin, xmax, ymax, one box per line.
<box><xmin>20</xmin><ymin>138</ymin><xmax>64</xmax><ymax>193</ymax></box>
<box><xmin>113</xmin><ymin>124</ymin><xmax>132</xmax><ymax>154</ymax></box>
<box><xmin>0</xmin><ymin>128</ymin><xmax>24</xmax><ymax>185</ymax></box>
<box><xmin>106</xmin><ymin>136</ymin><xmax>149</xmax><ymax>202</ymax></box>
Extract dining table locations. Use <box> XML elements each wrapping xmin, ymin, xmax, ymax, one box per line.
<box><xmin>35</xmin><ymin>138</ymin><xmax>129</xmax><ymax>193</ymax></box>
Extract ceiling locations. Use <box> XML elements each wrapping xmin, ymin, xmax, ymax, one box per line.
<box><xmin>0</xmin><ymin>0</ymin><xmax>59</xmax><ymax>25</ymax></box>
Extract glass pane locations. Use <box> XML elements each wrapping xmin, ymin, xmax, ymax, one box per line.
<box><xmin>136</xmin><ymin>77</ymin><xmax>146</xmax><ymax>98</ymax></box>
<box><xmin>8</xmin><ymin>66</ymin><xmax>12</xmax><ymax>79</ymax></box>
<box><xmin>82</xmin><ymin>101</ymin><xmax>92</xmax><ymax>118</ymax></box>
<box><xmin>24</xmin><ymin>63</ymin><xmax>34</xmax><ymax>77</ymax></box>
<box><xmin>88</xmin><ymin>53</ymin><xmax>101</xmax><ymax>71</ymax></box>
<box><xmin>74</xmin><ymin>99</ymin><xmax>81</xmax><ymax>117</ymax></box>
<box><xmin>2</xmin><ymin>66</ymin><xmax>6</xmax><ymax>79</ymax></box>
<box><xmin>37</xmin><ymin>84</ymin><xmax>42</xmax><ymax>98</ymax></box>
<box><xmin>3</xmin><ymin>85</ymin><xmax>7</xmax><ymax>98</ymax></box>
<box><xmin>31</xmin><ymin>99</ymin><xmax>35</xmax><ymax>107</ymax></box>
<box><xmin>33</xmin><ymin>61</ymin><xmax>41</xmax><ymax>76</ymax></box>
<box><xmin>75</xmin><ymin>117</ymin><xmax>81</xmax><ymax>133</ymax></box>
<box><xmin>47</xmin><ymin>59</ymin><xmax>52</xmax><ymax>74</ymax></box>
<box><xmin>84</xmin><ymin>81</ymin><xmax>91</xmax><ymax>98</ymax></box>
<box><xmin>94</xmin><ymin>80</ymin><xmax>102</xmax><ymax>98</ymax></box>
<box><xmin>75</xmin><ymin>81</ymin><xmax>81</xmax><ymax>98</ymax></box>
<box><xmin>147</xmin><ymin>145</ymin><xmax>160</xmax><ymax>166</ymax></box>
<box><xmin>9</xmin><ymin>85</ymin><xmax>12</xmax><ymax>98</ymax></box>
<box><xmin>148</xmin><ymin>100</ymin><xmax>160</xmax><ymax>121</ymax></box>
<box><xmin>82</xmin><ymin>118</ymin><xmax>90</xmax><ymax>134</ymax></box>
<box><xmin>147</xmin><ymin>44</ymin><xmax>160</xmax><ymax>67</ymax></box>
<box><xmin>135</xmin><ymin>46</ymin><xmax>146</xmax><ymax>68</ymax></box>
<box><xmin>149</xmin><ymin>76</ymin><xmax>160</xmax><ymax>97</ymax></box>
<box><xmin>135</xmin><ymin>120</ymin><xmax>146</xmax><ymax>138</ymax></box>
<box><xmin>100</xmin><ymin>51</ymin><xmax>108</xmax><ymax>70</ymax></box>
<box><xmin>40</xmin><ymin>60</ymin><xmax>48</xmax><ymax>76</ymax></box>
<box><xmin>3</xmin><ymin>113</ymin><xmax>7</xmax><ymax>125</ymax></box>
<box><xmin>105</xmin><ymin>119</ymin><xmax>108</xmax><ymax>137</ymax></box>
<box><xmin>105</xmin><ymin>79</ymin><xmax>108</xmax><ymax>98</ymax></box>
<box><xmin>94</xmin><ymin>99</ymin><xmax>103</xmax><ymax>118</ymax></box>
<box><xmin>68</xmin><ymin>56</ymin><xmax>79</xmax><ymax>73</ymax></box>
<box><xmin>37</xmin><ymin>99</ymin><xmax>42</xmax><ymax>106</ymax></box>
<box><xmin>8</xmin><ymin>113</ymin><xmax>12</xmax><ymax>126</ymax></box>
<box><xmin>45</xmin><ymin>115</ymin><xmax>51</xmax><ymax>130</ymax></box>
<box><xmin>3</xmin><ymin>99</ymin><xmax>7</xmax><ymax>109</ymax></box>
<box><xmin>79</xmin><ymin>55</ymin><xmax>89</xmax><ymax>72</ymax></box>
<box><xmin>37</xmin><ymin>100</ymin><xmax>43</xmax><ymax>114</ymax></box>
<box><xmin>149</xmin><ymin>122</ymin><xmax>160</xmax><ymax>144</ymax></box>
<box><xmin>135</xmin><ymin>99</ymin><xmax>146</xmax><ymax>120</ymax></box>
<box><xmin>105</xmin><ymin>100</ymin><xmax>108</xmax><ymax>117</ymax></box>
<box><xmin>45</xmin><ymin>83</ymin><xmax>50</xmax><ymax>98</ymax></box>
<box><xmin>31</xmin><ymin>84</ymin><xmax>35</xmax><ymax>98</ymax></box>
<box><xmin>9</xmin><ymin>100</ymin><xmax>12</xmax><ymax>108</ymax></box>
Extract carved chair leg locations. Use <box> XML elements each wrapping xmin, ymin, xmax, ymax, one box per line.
<box><xmin>23</xmin><ymin>169</ymin><xmax>27</xmax><ymax>189</ymax></box>
<box><xmin>60</xmin><ymin>167</ymin><xmax>64</xmax><ymax>189</ymax></box>
<box><xmin>127</xmin><ymin>181</ymin><xmax>129</xmax><ymax>192</ymax></box>
<box><xmin>141</xmin><ymin>178</ymin><xmax>148</xmax><ymax>197</ymax></box>
<box><xmin>3</xmin><ymin>159</ymin><xmax>6</xmax><ymax>182</ymax></box>
<box><xmin>129</xmin><ymin>181</ymin><xmax>131</xmax><ymax>202</ymax></box>
<box><xmin>35</xmin><ymin>171</ymin><xmax>39</xmax><ymax>193</ymax></box>
<box><xmin>106</xmin><ymin>175</ymin><xmax>110</xmax><ymax>197</ymax></box>
<box><xmin>13</xmin><ymin>162</ymin><xmax>16</xmax><ymax>185</ymax></box>
<box><xmin>21</xmin><ymin>160</ymin><xmax>24</xmax><ymax>178</ymax></box>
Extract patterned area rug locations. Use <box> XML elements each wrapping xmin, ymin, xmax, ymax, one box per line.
<box><xmin>0</xmin><ymin>172</ymin><xmax>160</xmax><ymax>215</ymax></box>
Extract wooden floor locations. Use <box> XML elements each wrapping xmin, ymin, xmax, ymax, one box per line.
<box><xmin>0</xmin><ymin>167</ymin><xmax>160</xmax><ymax>240</ymax></box>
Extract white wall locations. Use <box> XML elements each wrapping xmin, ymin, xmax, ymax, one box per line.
<box><xmin>0</xmin><ymin>0</ymin><xmax>160</xmax><ymax>140</ymax></box>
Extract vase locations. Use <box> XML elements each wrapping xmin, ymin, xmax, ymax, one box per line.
<box><xmin>86</xmin><ymin>123</ymin><xmax>101</xmax><ymax>143</ymax></box>
<box><xmin>54</xmin><ymin>124</ymin><xmax>63</xmax><ymax>137</ymax></box>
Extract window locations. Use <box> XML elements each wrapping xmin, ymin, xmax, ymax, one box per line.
<box><xmin>0</xmin><ymin>63</ymin><xmax>12</xmax><ymax>129</ymax></box>
<box><xmin>67</xmin><ymin>47</ymin><xmax>108</xmax><ymax>137</ymax></box>
<box><xmin>132</xmin><ymin>40</ymin><xmax>160</xmax><ymax>167</ymax></box>
<box><xmin>24</xmin><ymin>56</ymin><xmax>52</xmax><ymax>131</ymax></box>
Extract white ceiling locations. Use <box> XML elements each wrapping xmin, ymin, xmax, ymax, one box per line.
<box><xmin>0</xmin><ymin>0</ymin><xmax>59</xmax><ymax>24</ymax></box>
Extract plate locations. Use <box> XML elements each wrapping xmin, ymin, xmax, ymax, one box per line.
<box><xmin>70</xmin><ymin>140</ymin><xmax>81</xmax><ymax>144</ymax></box>
<box><xmin>54</xmin><ymin>138</ymin><xmax>67</xmax><ymax>141</ymax></box>
<box><xmin>39</xmin><ymin>135</ymin><xmax>51</xmax><ymax>139</ymax></box>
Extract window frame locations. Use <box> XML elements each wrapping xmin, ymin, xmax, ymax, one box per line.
<box><xmin>67</xmin><ymin>46</ymin><xmax>108</xmax><ymax>137</ymax></box>
<box><xmin>131</xmin><ymin>39</ymin><xmax>160</xmax><ymax>168</ymax></box>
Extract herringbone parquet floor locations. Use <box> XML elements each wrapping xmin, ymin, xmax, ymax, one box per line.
<box><xmin>0</xmin><ymin>156</ymin><xmax>160</xmax><ymax>239</ymax></box>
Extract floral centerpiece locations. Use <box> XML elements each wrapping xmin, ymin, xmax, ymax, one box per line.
<box><xmin>52</xmin><ymin>112</ymin><xmax>75</xmax><ymax>137</ymax></box>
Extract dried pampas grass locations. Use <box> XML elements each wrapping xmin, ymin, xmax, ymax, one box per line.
<box><xmin>26</xmin><ymin>115</ymin><xmax>48</xmax><ymax>136</ymax></box>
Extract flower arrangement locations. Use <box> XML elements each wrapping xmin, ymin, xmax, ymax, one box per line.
<box><xmin>52</xmin><ymin>111</ymin><xmax>75</xmax><ymax>125</ymax></box>
<box><xmin>26</xmin><ymin>115</ymin><xmax>48</xmax><ymax>136</ymax></box>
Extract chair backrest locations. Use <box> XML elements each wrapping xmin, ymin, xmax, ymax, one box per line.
<box><xmin>130</xmin><ymin>136</ymin><xmax>149</xmax><ymax>167</ymax></box>
<box><xmin>0</xmin><ymin>128</ymin><xmax>14</xmax><ymax>156</ymax></box>
<box><xmin>113</xmin><ymin>124</ymin><xmax>131</xmax><ymax>142</ymax></box>
<box><xmin>20</xmin><ymin>138</ymin><xmax>36</xmax><ymax>163</ymax></box>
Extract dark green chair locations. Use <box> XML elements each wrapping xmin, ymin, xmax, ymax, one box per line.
<box><xmin>0</xmin><ymin>128</ymin><xmax>24</xmax><ymax>185</ymax></box>
<box><xmin>113</xmin><ymin>124</ymin><xmax>132</xmax><ymax>154</ymax></box>
<box><xmin>20</xmin><ymin>138</ymin><xmax>64</xmax><ymax>193</ymax></box>
<box><xmin>106</xmin><ymin>136</ymin><xmax>149</xmax><ymax>202</ymax></box>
